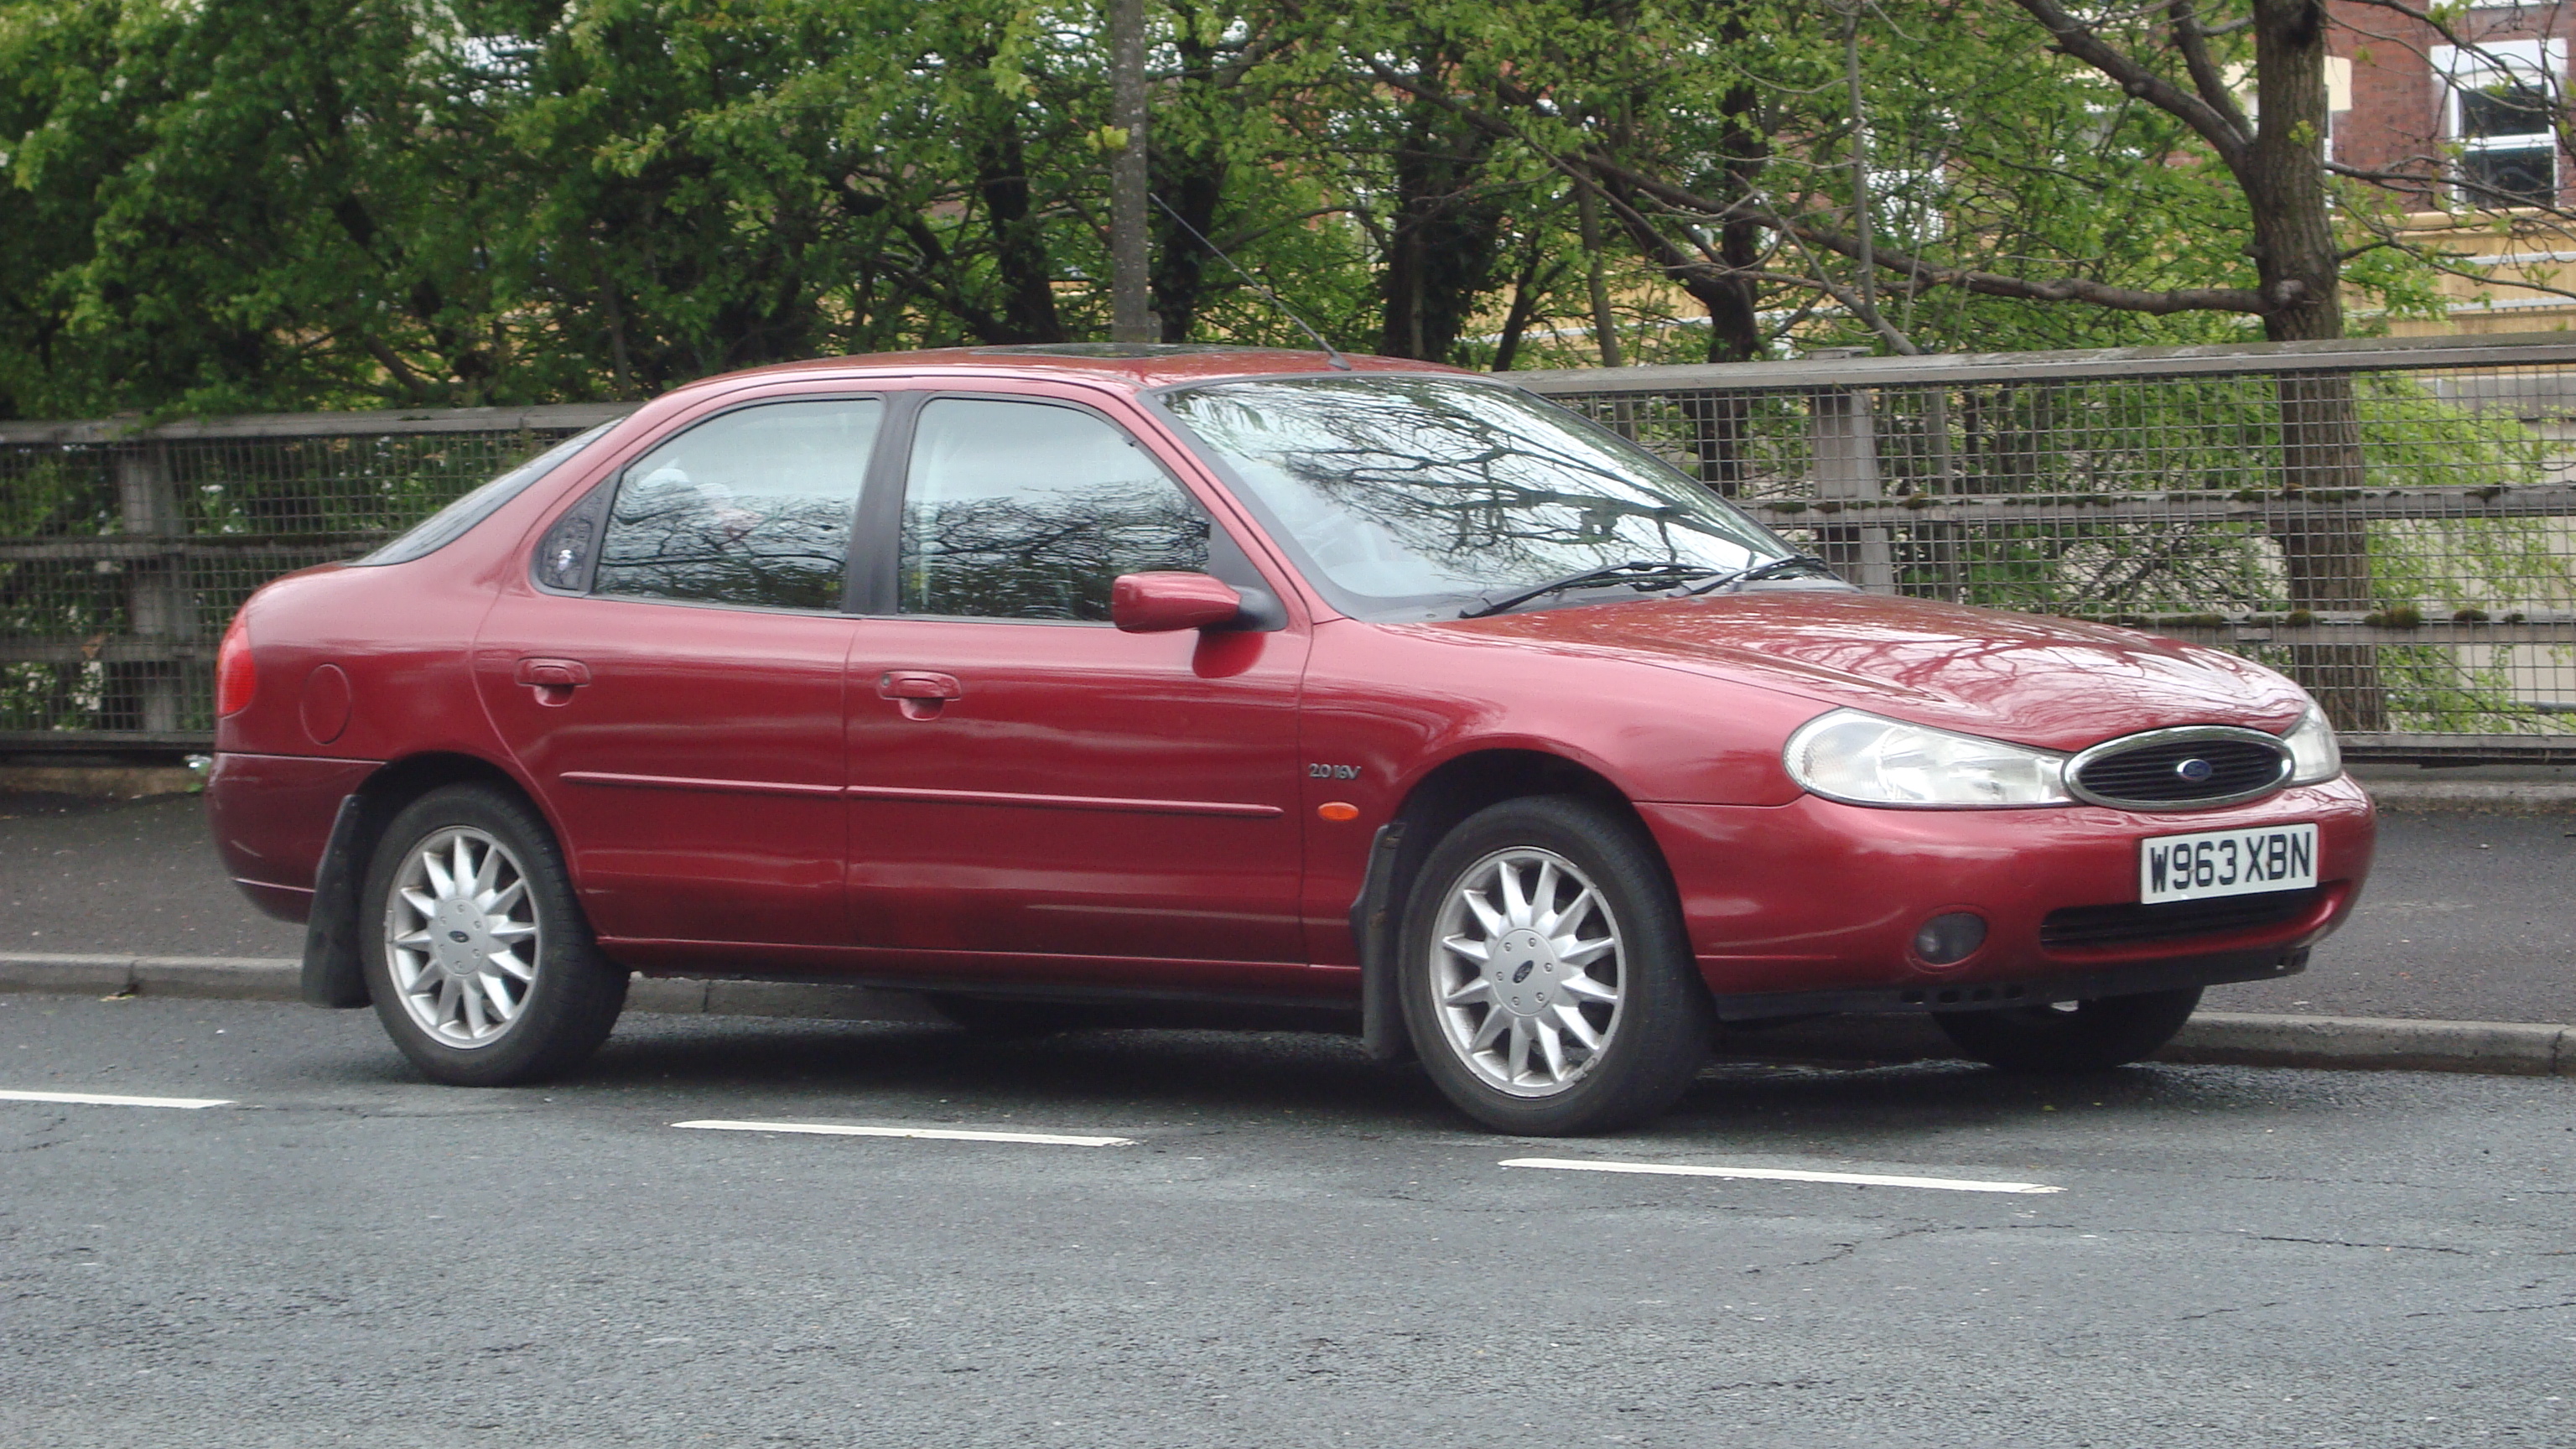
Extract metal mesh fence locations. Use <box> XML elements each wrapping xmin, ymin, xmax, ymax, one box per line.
<box><xmin>1519</xmin><ymin>336</ymin><xmax>2576</xmax><ymax>761</ymax></box>
<box><xmin>6</xmin><ymin>336</ymin><xmax>2574</xmax><ymax>759</ymax></box>
<box><xmin>1</xmin><ymin>409</ymin><xmax>626</xmax><ymax>746</ymax></box>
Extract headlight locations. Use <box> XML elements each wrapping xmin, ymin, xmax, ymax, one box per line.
<box><xmin>1784</xmin><ymin>709</ymin><xmax>2071</xmax><ymax>808</ymax></box>
<box><xmin>2282</xmin><ymin>703</ymin><xmax>2341</xmax><ymax>784</ymax></box>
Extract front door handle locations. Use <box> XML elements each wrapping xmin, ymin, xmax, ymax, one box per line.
<box><xmin>515</xmin><ymin>657</ymin><xmax>592</xmax><ymax>706</ymax></box>
<box><xmin>879</xmin><ymin>670</ymin><xmax>963</xmax><ymax>719</ymax></box>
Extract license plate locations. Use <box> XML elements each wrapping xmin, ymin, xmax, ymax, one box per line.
<box><xmin>2138</xmin><ymin>823</ymin><xmax>2318</xmax><ymax>904</ymax></box>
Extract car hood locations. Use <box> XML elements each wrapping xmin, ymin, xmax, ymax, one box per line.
<box><xmin>1431</xmin><ymin>590</ymin><xmax>2309</xmax><ymax>751</ymax></box>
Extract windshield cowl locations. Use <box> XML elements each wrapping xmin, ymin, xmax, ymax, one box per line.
<box><xmin>1484</xmin><ymin>571</ymin><xmax>1857</xmax><ymax>616</ymax></box>
<box><xmin>1457</xmin><ymin>559</ymin><xmax>1728</xmax><ymax>619</ymax></box>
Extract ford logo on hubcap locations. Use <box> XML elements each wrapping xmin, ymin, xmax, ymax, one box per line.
<box><xmin>2175</xmin><ymin>757</ymin><xmax>2215</xmax><ymax>782</ymax></box>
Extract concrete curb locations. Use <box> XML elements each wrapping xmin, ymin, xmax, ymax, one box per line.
<box><xmin>2162</xmin><ymin>1010</ymin><xmax>2570</xmax><ymax>1074</ymax></box>
<box><xmin>3</xmin><ymin>953</ymin><xmax>2566</xmax><ymax>1078</ymax></box>
<box><xmin>0</xmin><ymin>953</ymin><xmax>302</xmax><ymax>1001</ymax></box>
<box><xmin>2360</xmin><ymin>781</ymin><xmax>2576</xmax><ymax>813</ymax></box>
<box><xmin>1715</xmin><ymin>1009</ymin><xmax>2573</xmax><ymax>1076</ymax></box>
<box><xmin>0</xmin><ymin>766</ymin><xmax>202</xmax><ymax>798</ymax></box>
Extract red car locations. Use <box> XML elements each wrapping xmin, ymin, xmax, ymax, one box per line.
<box><xmin>207</xmin><ymin>345</ymin><xmax>2374</xmax><ymax>1134</ymax></box>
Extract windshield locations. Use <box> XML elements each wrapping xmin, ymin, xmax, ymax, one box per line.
<box><xmin>356</xmin><ymin>421</ymin><xmax>618</xmax><ymax>567</ymax></box>
<box><xmin>1157</xmin><ymin>375</ymin><xmax>1797</xmax><ymax>620</ymax></box>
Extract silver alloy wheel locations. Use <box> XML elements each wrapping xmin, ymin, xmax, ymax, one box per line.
<box><xmin>384</xmin><ymin>826</ymin><xmax>543</xmax><ymax>1049</ymax></box>
<box><xmin>1428</xmin><ymin>847</ymin><xmax>1626</xmax><ymax>1097</ymax></box>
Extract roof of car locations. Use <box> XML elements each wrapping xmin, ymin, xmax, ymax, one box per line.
<box><xmin>711</xmin><ymin>342</ymin><xmax>1474</xmax><ymax>392</ymax></box>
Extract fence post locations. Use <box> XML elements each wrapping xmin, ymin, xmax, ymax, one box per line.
<box><xmin>1805</xmin><ymin>365</ymin><xmax>1896</xmax><ymax>594</ymax></box>
<box><xmin>112</xmin><ymin>442</ymin><xmax>190</xmax><ymax>735</ymax></box>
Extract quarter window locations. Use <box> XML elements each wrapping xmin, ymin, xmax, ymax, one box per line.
<box><xmin>898</xmin><ymin>398</ymin><xmax>1210</xmax><ymax>621</ymax></box>
<box><xmin>593</xmin><ymin>398</ymin><xmax>881</xmax><ymax>610</ymax></box>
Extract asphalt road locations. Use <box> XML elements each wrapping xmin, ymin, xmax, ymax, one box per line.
<box><xmin>3</xmin><ymin>790</ymin><xmax>2568</xmax><ymax>1024</ymax></box>
<box><xmin>2</xmin><ymin>995</ymin><xmax>2568</xmax><ymax>1448</ymax></box>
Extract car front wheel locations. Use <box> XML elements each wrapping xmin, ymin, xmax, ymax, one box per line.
<box><xmin>361</xmin><ymin>783</ymin><xmax>626</xmax><ymax>1087</ymax></box>
<box><xmin>1931</xmin><ymin>987</ymin><xmax>2202</xmax><ymax>1073</ymax></box>
<box><xmin>1400</xmin><ymin>796</ymin><xmax>1710</xmax><ymax>1135</ymax></box>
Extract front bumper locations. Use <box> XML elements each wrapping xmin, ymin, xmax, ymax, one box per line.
<box><xmin>1637</xmin><ymin>775</ymin><xmax>2374</xmax><ymax>1016</ymax></box>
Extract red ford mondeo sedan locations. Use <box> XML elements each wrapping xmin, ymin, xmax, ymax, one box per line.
<box><xmin>207</xmin><ymin>344</ymin><xmax>2373</xmax><ymax>1134</ymax></box>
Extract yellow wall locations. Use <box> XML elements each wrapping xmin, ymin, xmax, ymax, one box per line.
<box><xmin>2371</xmin><ymin>214</ymin><xmax>2576</xmax><ymax>335</ymax></box>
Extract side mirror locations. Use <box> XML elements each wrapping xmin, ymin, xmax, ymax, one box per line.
<box><xmin>1111</xmin><ymin>571</ymin><xmax>1244</xmax><ymax>633</ymax></box>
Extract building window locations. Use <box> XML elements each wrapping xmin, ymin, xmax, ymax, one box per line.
<box><xmin>2436</xmin><ymin>40</ymin><xmax>2565</xmax><ymax>207</ymax></box>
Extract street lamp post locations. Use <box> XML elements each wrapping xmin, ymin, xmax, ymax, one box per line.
<box><xmin>1109</xmin><ymin>0</ymin><xmax>1153</xmax><ymax>343</ymax></box>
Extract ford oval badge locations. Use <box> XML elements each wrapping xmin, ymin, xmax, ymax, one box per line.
<box><xmin>2176</xmin><ymin>757</ymin><xmax>2215</xmax><ymax>782</ymax></box>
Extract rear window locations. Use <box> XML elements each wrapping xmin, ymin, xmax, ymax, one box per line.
<box><xmin>354</xmin><ymin>422</ymin><xmax>617</xmax><ymax>567</ymax></box>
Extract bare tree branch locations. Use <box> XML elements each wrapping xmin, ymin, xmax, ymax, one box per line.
<box><xmin>1374</xmin><ymin>44</ymin><xmax>2291</xmax><ymax>325</ymax></box>
<box><xmin>1576</xmin><ymin>151</ymin><xmax>2293</xmax><ymax>316</ymax></box>
<box><xmin>2166</xmin><ymin>0</ymin><xmax>2253</xmax><ymax>141</ymax></box>
<box><xmin>2336</xmin><ymin>223</ymin><xmax>2576</xmax><ymax>306</ymax></box>
<box><xmin>361</xmin><ymin>336</ymin><xmax>430</xmax><ymax>398</ymax></box>
<box><xmin>1790</xmin><ymin>220</ymin><xmax>2293</xmax><ymax>313</ymax></box>
<box><xmin>1771</xmin><ymin>210</ymin><xmax>1925</xmax><ymax>352</ymax></box>
<box><xmin>2333</xmin><ymin>0</ymin><xmax>2482</xmax><ymax>60</ymax></box>
<box><xmin>2005</xmin><ymin>0</ymin><xmax>2251</xmax><ymax>171</ymax></box>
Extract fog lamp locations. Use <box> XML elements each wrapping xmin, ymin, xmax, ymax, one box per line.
<box><xmin>1913</xmin><ymin>912</ymin><xmax>1987</xmax><ymax>966</ymax></box>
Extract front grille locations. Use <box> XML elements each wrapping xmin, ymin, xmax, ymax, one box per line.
<box><xmin>2070</xmin><ymin>732</ymin><xmax>2289</xmax><ymax>808</ymax></box>
<box><xmin>2040</xmin><ymin>888</ymin><xmax>2323</xmax><ymax>952</ymax></box>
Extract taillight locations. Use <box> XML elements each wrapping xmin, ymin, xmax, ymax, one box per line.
<box><xmin>215</xmin><ymin>613</ymin><xmax>256</xmax><ymax>716</ymax></box>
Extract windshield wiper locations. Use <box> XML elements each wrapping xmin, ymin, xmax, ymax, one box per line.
<box><xmin>1679</xmin><ymin>553</ymin><xmax>1840</xmax><ymax>596</ymax></box>
<box><xmin>1458</xmin><ymin>560</ymin><xmax>1722</xmax><ymax>620</ymax></box>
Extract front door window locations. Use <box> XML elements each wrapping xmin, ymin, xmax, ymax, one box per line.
<box><xmin>897</xmin><ymin>397</ymin><xmax>1209</xmax><ymax>621</ymax></box>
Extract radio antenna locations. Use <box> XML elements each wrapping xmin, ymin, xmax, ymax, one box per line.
<box><xmin>1150</xmin><ymin>193</ymin><xmax>1353</xmax><ymax>371</ymax></box>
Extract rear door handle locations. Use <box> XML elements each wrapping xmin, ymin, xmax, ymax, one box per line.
<box><xmin>515</xmin><ymin>657</ymin><xmax>591</xmax><ymax>705</ymax></box>
<box><xmin>878</xmin><ymin>671</ymin><xmax>963</xmax><ymax>701</ymax></box>
<box><xmin>878</xmin><ymin>670</ymin><xmax>963</xmax><ymax>719</ymax></box>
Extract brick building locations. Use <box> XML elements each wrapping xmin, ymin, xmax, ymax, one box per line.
<box><xmin>2332</xmin><ymin>0</ymin><xmax>2576</xmax><ymax>333</ymax></box>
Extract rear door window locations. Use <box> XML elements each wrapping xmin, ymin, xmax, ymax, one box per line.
<box><xmin>591</xmin><ymin>398</ymin><xmax>881</xmax><ymax>610</ymax></box>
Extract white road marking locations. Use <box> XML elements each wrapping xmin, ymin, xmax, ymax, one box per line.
<box><xmin>0</xmin><ymin>1088</ymin><xmax>233</xmax><ymax>1110</ymax></box>
<box><xmin>1500</xmin><ymin>1156</ymin><xmax>2063</xmax><ymax>1195</ymax></box>
<box><xmin>673</xmin><ymin>1119</ymin><xmax>1134</xmax><ymax>1147</ymax></box>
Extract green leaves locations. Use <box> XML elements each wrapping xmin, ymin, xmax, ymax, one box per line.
<box><xmin>0</xmin><ymin>0</ymin><xmax>2463</xmax><ymax>417</ymax></box>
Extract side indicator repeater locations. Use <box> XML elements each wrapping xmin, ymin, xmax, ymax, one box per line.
<box><xmin>1317</xmin><ymin>802</ymin><xmax>1359</xmax><ymax>823</ymax></box>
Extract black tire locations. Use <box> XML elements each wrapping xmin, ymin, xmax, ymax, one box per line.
<box><xmin>1932</xmin><ymin>987</ymin><xmax>2202</xmax><ymax>1073</ymax></box>
<box><xmin>360</xmin><ymin>783</ymin><xmax>626</xmax><ymax>1087</ymax></box>
<box><xmin>1399</xmin><ymin>796</ymin><xmax>1710</xmax><ymax>1135</ymax></box>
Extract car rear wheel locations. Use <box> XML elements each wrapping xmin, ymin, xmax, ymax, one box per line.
<box><xmin>361</xmin><ymin>783</ymin><xmax>626</xmax><ymax>1087</ymax></box>
<box><xmin>1400</xmin><ymin>797</ymin><xmax>1710</xmax><ymax>1135</ymax></box>
<box><xmin>1931</xmin><ymin>987</ymin><xmax>2201</xmax><ymax>1073</ymax></box>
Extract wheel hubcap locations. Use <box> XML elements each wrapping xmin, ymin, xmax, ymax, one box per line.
<box><xmin>1430</xmin><ymin>847</ymin><xmax>1624</xmax><ymax>1097</ymax></box>
<box><xmin>386</xmin><ymin>827</ymin><xmax>541</xmax><ymax>1049</ymax></box>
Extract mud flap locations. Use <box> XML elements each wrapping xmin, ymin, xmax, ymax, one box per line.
<box><xmin>299</xmin><ymin>793</ymin><xmax>372</xmax><ymax>1008</ymax></box>
<box><xmin>1353</xmin><ymin>821</ymin><xmax>1414</xmax><ymax>1063</ymax></box>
